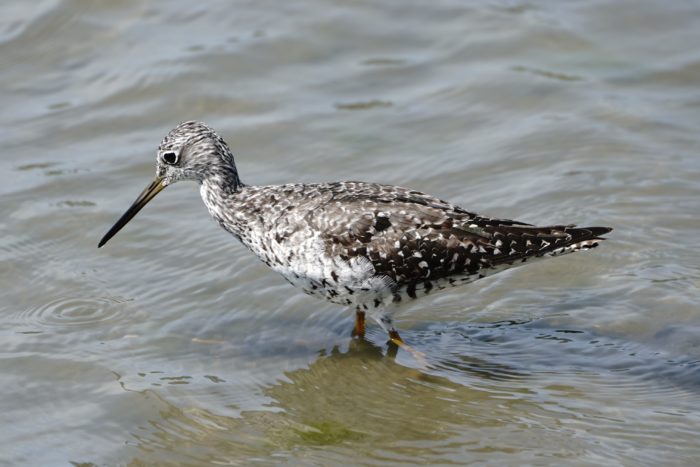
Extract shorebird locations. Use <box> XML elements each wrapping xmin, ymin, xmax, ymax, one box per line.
<box><xmin>99</xmin><ymin>121</ymin><xmax>612</xmax><ymax>349</ymax></box>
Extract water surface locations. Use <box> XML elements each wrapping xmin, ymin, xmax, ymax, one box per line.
<box><xmin>2</xmin><ymin>0</ymin><xmax>700</xmax><ymax>465</ymax></box>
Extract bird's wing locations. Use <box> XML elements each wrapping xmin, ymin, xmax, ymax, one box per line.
<box><xmin>297</xmin><ymin>183</ymin><xmax>503</xmax><ymax>285</ymax></box>
<box><xmin>298</xmin><ymin>182</ymin><xmax>610</xmax><ymax>288</ymax></box>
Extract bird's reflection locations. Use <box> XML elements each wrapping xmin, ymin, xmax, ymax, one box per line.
<box><xmin>126</xmin><ymin>334</ymin><xmax>532</xmax><ymax>465</ymax></box>
<box><xmin>346</xmin><ymin>328</ymin><xmax>527</xmax><ymax>381</ymax></box>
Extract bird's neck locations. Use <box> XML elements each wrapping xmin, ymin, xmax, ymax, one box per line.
<box><xmin>199</xmin><ymin>169</ymin><xmax>248</xmax><ymax>239</ymax></box>
<box><xmin>201</xmin><ymin>163</ymin><xmax>243</xmax><ymax>194</ymax></box>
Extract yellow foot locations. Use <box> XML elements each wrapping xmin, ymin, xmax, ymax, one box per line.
<box><xmin>388</xmin><ymin>333</ymin><xmax>429</xmax><ymax>369</ymax></box>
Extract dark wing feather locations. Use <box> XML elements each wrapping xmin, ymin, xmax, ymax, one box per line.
<box><xmin>304</xmin><ymin>182</ymin><xmax>611</xmax><ymax>290</ymax></box>
<box><xmin>479</xmin><ymin>224</ymin><xmax>612</xmax><ymax>266</ymax></box>
<box><xmin>305</xmin><ymin>183</ymin><xmax>505</xmax><ymax>285</ymax></box>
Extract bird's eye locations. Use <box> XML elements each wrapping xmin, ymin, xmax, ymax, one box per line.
<box><xmin>162</xmin><ymin>152</ymin><xmax>178</xmax><ymax>165</ymax></box>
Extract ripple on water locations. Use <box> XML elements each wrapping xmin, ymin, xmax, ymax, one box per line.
<box><xmin>416</xmin><ymin>319</ymin><xmax>700</xmax><ymax>408</ymax></box>
<box><xmin>17</xmin><ymin>296</ymin><xmax>130</xmax><ymax>330</ymax></box>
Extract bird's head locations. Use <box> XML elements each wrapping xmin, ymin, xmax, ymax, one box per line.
<box><xmin>98</xmin><ymin>121</ymin><xmax>240</xmax><ymax>248</ymax></box>
<box><xmin>156</xmin><ymin>121</ymin><xmax>238</xmax><ymax>186</ymax></box>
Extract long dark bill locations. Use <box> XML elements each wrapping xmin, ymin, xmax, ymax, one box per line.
<box><xmin>98</xmin><ymin>177</ymin><xmax>166</xmax><ymax>248</ymax></box>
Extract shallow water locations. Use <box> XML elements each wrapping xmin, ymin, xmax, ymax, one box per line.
<box><xmin>2</xmin><ymin>0</ymin><xmax>700</xmax><ymax>465</ymax></box>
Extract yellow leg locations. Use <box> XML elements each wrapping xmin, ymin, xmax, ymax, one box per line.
<box><xmin>352</xmin><ymin>309</ymin><xmax>366</xmax><ymax>338</ymax></box>
<box><xmin>387</xmin><ymin>328</ymin><xmax>428</xmax><ymax>368</ymax></box>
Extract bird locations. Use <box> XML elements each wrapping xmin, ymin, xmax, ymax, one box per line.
<box><xmin>98</xmin><ymin>121</ymin><xmax>612</xmax><ymax>350</ymax></box>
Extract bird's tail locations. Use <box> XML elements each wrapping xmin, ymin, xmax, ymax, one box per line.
<box><xmin>550</xmin><ymin>225</ymin><xmax>613</xmax><ymax>256</ymax></box>
<box><xmin>483</xmin><ymin>223</ymin><xmax>613</xmax><ymax>267</ymax></box>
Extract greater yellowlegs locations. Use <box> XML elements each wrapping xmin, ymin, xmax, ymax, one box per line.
<box><xmin>98</xmin><ymin>121</ymin><xmax>612</xmax><ymax>346</ymax></box>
